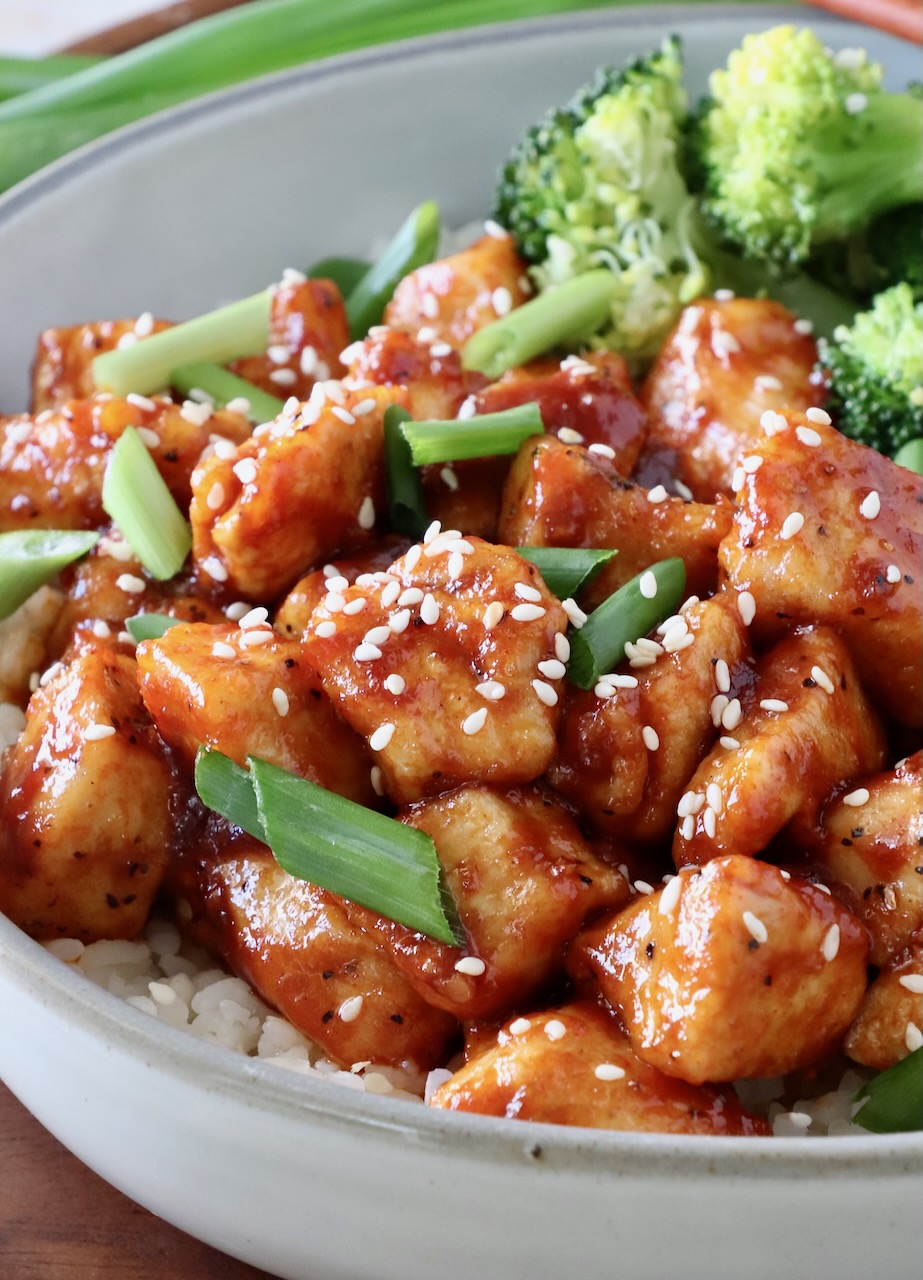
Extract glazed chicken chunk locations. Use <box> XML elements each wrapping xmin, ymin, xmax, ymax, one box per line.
<box><xmin>30</xmin><ymin>316</ymin><xmax>172</xmax><ymax>411</ymax></box>
<box><xmin>570</xmin><ymin>855</ymin><xmax>869</xmax><ymax>1084</ymax></box>
<box><xmin>844</xmin><ymin>936</ymin><xmax>923</xmax><ymax>1071</ymax></box>
<box><xmin>301</xmin><ymin>532</ymin><xmax>568</xmax><ymax>804</ymax></box>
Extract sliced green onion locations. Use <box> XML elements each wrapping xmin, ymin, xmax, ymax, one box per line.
<box><xmin>853</xmin><ymin>1048</ymin><xmax>923</xmax><ymax>1134</ymax></box>
<box><xmin>893</xmin><ymin>438</ymin><xmax>923</xmax><ymax>474</ymax></box>
<box><xmin>567</xmin><ymin>557</ymin><xmax>687</xmax><ymax>690</ymax></box>
<box><xmin>0</xmin><ymin>54</ymin><xmax>101</xmax><ymax>103</ymax></box>
<box><xmin>345</xmin><ymin>200</ymin><xmax>441</xmax><ymax>340</ymax></box>
<box><xmin>516</xmin><ymin>547</ymin><xmax>617</xmax><ymax>600</ymax></box>
<box><xmin>0</xmin><ymin>529</ymin><xmax>98</xmax><ymax>621</ymax></box>
<box><xmin>462</xmin><ymin>269</ymin><xmax>616</xmax><ymax>379</ymax></box>
<box><xmin>125</xmin><ymin>612</ymin><xmax>185</xmax><ymax>643</ymax></box>
<box><xmin>194</xmin><ymin>748</ymin><xmax>463</xmax><ymax>946</ymax></box>
<box><xmin>92</xmin><ymin>288</ymin><xmax>273</xmax><ymax>397</ymax></box>
<box><xmin>384</xmin><ymin>405</ymin><xmax>429</xmax><ymax>539</ymax></box>
<box><xmin>101</xmin><ymin>426</ymin><xmax>192</xmax><ymax>580</ymax></box>
<box><xmin>309</xmin><ymin>255</ymin><xmax>371</xmax><ymax>298</ymax></box>
<box><xmin>401</xmin><ymin>402</ymin><xmax>544</xmax><ymax>465</ymax></box>
<box><xmin>170</xmin><ymin>361</ymin><xmax>284</xmax><ymax>424</ymax></box>
<box><xmin>194</xmin><ymin>747</ymin><xmax>266</xmax><ymax>844</ymax></box>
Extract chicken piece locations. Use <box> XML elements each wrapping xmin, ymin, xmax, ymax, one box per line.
<box><xmin>274</xmin><ymin>536</ymin><xmax>410</xmax><ymax>640</ymax></box>
<box><xmin>429</xmin><ymin>1000</ymin><xmax>769</xmax><ymax>1134</ymax></box>
<box><xmin>719</xmin><ymin>412</ymin><xmax>923</xmax><ymax>726</ymax></box>
<box><xmin>181</xmin><ymin>838</ymin><xmax>458</xmax><ymax>1070</ymax></box>
<box><xmin>499</xmin><ymin>436</ymin><xmax>733</xmax><ymax>606</ymax></box>
<box><xmin>380</xmin><ymin>785</ymin><xmax>628</xmax><ymax>1021</ymax></box>
<box><xmin>343</xmin><ymin>325</ymin><xmax>477</xmax><ymax>422</ymax></box>
<box><xmin>638</xmin><ymin>298</ymin><xmax>818</xmax><ymax>501</ymax></box>
<box><xmin>813</xmin><ymin>753</ymin><xmax>923</xmax><ymax>966</ymax></box>
<box><xmin>0</xmin><ymin>397</ymin><xmax>250</xmax><ymax>533</ymax></box>
<box><xmin>230</xmin><ymin>277</ymin><xmax>350</xmax><ymax>401</ymax></box>
<box><xmin>301</xmin><ymin>533</ymin><xmax>567</xmax><ymax>804</ymax></box>
<box><xmin>570</xmin><ymin>855</ymin><xmax>869</xmax><ymax>1084</ymax></box>
<box><xmin>136</xmin><ymin>621</ymin><xmax>376</xmax><ymax>806</ymax></box>
<box><xmin>0</xmin><ymin>644</ymin><xmax>173</xmax><ymax>941</ymax></box>
<box><xmin>0</xmin><ymin>586</ymin><xmax>63</xmax><ymax>704</ymax></box>
<box><xmin>384</xmin><ymin>231</ymin><xmax>531</xmax><ymax>347</ymax></box>
<box><xmin>549</xmin><ymin>596</ymin><xmax>750</xmax><ymax>843</ymax></box>
<box><xmin>48</xmin><ymin>534</ymin><xmax>225</xmax><ymax>657</ymax></box>
<box><xmin>475</xmin><ymin>351</ymin><xmax>646</xmax><ymax>476</ymax></box>
<box><xmin>844</xmin><ymin>936</ymin><xmax>922</xmax><ymax>1071</ymax></box>
<box><xmin>190</xmin><ymin>384</ymin><xmax>403</xmax><ymax>600</ymax></box>
<box><xmin>672</xmin><ymin>626</ymin><xmax>886</xmax><ymax>868</ymax></box>
<box><xmin>30</xmin><ymin>316</ymin><xmax>172</xmax><ymax>411</ymax></box>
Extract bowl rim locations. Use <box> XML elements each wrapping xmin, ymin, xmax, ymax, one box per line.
<box><xmin>0</xmin><ymin>0</ymin><xmax>920</xmax><ymax>1179</ymax></box>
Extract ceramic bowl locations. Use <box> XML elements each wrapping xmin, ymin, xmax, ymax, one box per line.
<box><xmin>0</xmin><ymin>6</ymin><xmax>920</xmax><ymax>1279</ymax></box>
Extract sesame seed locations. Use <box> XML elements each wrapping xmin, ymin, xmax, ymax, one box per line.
<box><xmin>594</xmin><ymin>1063</ymin><xmax>626</xmax><ymax>1081</ymax></box>
<box><xmin>205</xmin><ymin>481</ymin><xmax>226</xmax><ymax>510</ymax></box>
<box><xmin>755</xmin><ymin>374</ymin><xmax>783</xmax><ymax>392</ymax></box>
<box><xmin>211</xmin><ymin>642</ymin><xmax>237</xmax><ymax>658</ymax></box>
<box><xmin>354</xmin><ymin>643</ymin><xmax>383</xmax><ymax>662</ymax></box>
<box><xmin>509</xmin><ymin>1017</ymin><xmax>531</xmax><ymax>1035</ymax></box>
<box><xmin>742</xmin><ymin>911</ymin><xmax>768</xmax><ymax>944</ymax></box>
<box><xmin>269</xmin><ymin>369</ymin><xmax>297</xmax><ymax>386</ymax></box>
<box><xmin>134</xmin><ymin>311</ymin><xmax>155</xmax><ymax>337</ymax></box>
<box><xmin>742</xmin><ymin>455</ymin><xmax>763</xmax><ymax>473</ymax></box>
<box><xmin>456</xmin><ymin>396</ymin><xmax>477</xmax><ymax>420</ymax></box>
<box><xmin>737</xmin><ymin>591</ymin><xmax>756</xmax><ymax>626</ymax></box>
<box><xmin>639</xmin><ymin>570</ymin><xmax>658</xmax><ymax>599</ymax></box>
<box><xmin>677</xmin><ymin>792</ymin><xmax>700</xmax><ymax>818</ymax></box>
<box><xmin>370</xmin><ymin>766</ymin><xmax>384</xmax><ymax>796</ymax></box>
<box><xmin>421</xmin><ymin>292</ymin><xmax>439</xmax><ymax>319</ymax></box>
<box><xmin>420</xmin><ymin>593</ymin><xmax>440</xmax><ymax>625</ymax></box>
<box><xmin>711</xmin><ymin>694</ymin><xmax>729</xmax><ymax>726</ymax></box>
<box><xmin>423</xmin><ymin>520</ymin><xmax>442</xmax><ymax>544</ymax></box>
<box><xmin>238</xmin><ymin>607</ymin><xmax>269</xmax><ymax>629</ymax></box>
<box><xmin>224</xmin><ymin>601</ymin><xmax>252</xmax><ymax>620</ymax></box>
<box><xmin>805</xmin><ymin>407</ymin><xmax>832</xmax><ymax>426</ymax></box>
<box><xmin>381</xmin><ymin>673</ymin><xmax>405</xmax><ymax>696</ymax></box>
<box><xmin>323</xmin><ymin>576</ymin><xmax>349</xmax><ymax>595</ymax></box>
<box><xmin>537</xmin><ymin>659</ymin><xmax>566</xmax><ymax>680</ymax></box>
<box><xmin>554</xmin><ymin>633</ymin><xmax>571</xmax><ymax>662</ymax></box>
<box><xmin>343</xmin><ymin>597</ymin><xmax>367</xmax><ymax>616</ymax></box>
<box><xmin>267</xmin><ymin>344</ymin><xmax>291</xmax><ymax>365</ymax></box>
<box><xmin>706</xmin><ymin>783</ymin><xmax>724</xmax><ymax>814</ymax></box>
<box><xmin>659</xmin><ymin>876</ymin><xmax>683</xmax><ymax>916</ymax></box>
<box><xmin>678</xmin><ymin>596</ymin><xmax>700</xmax><ymax>617</ymax></box>
<box><xmin>116</xmin><ymin>573</ymin><xmax>146</xmax><ymax>594</ymax></box>
<box><xmin>369</xmin><ymin>723</ymin><xmax>395</xmax><ymax>752</ymax></box>
<box><xmin>475</xmin><ymin>680</ymin><xmax>506</xmax><ymax>701</ymax></box>
<box><xmin>821</xmin><ymin>924</ymin><xmax>840</xmax><ymax>962</ymax></box>
<box><xmin>331</xmin><ymin>406</ymin><xmax>357</xmax><ymax>426</ymax></box>
<box><xmin>429</xmin><ymin>342</ymin><xmax>453</xmax><ymax>359</ymax></box>
<box><xmin>796</xmin><ymin>426</ymin><xmax>822</xmax><ymax>447</ymax></box>
<box><xmin>720</xmin><ymin>736</ymin><xmax>740</xmax><ymax>749</ymax></box>
<box><xmin>811</xmin><ymin>665</ymin><xmax>836</xmax><ymax>695</ymax></box>
<box><xmin>352</xmin><ymin>398</ymin><xmax>377</xmax><ymax>417</ymax></box>
<box><xmin>363</xmin><ymin>625</ymin><xmax>390</xmax><ymax>647</ymax></box>
<box><xmin>462</xmin><ymin>707</ymin><xmax>488</xmax><ymax>735</ymax></box>
<box><xmin>732</xmin><ymin>466</ymin><xmax>745</xmax><ymax>492</ymax></box>
<box><xmin>780</xmin><ymin>512</ymin><xmax>805</xmax><ymax>540</ymax></box>
<box><xmin>663</xmin><ymin>625</ymin><xmax>694</xmax><ymax>654</ymax></box>
<box><xmin>233</xmin><ymin>458</ymin><xmax>258</xmax><ymax>485</ymax></box>
<box><xmin>906</xmin><ymin>1023</ymin><xmax>923</xmax><ymax>1053</ymax></box>
<box><xmin>239</xmin><ymin>629</ymin><xmax>273</xmax><ymax>647</ymax></box>
<box><xmin>562</xmin><ymin>598</ymin><xmax>587</xmax><ymax>628</ymax></box>
<box><xmin>544</xmin><ymin>1019</ymin><xmax>566</xmax><ymax>1041</ymax></box>
<box><xmin>680</xmin><ymin>815</ymin><xmax>695</xmax><ymax>841</ymax></box>
<box><xmin>712</xmin><ymin>329</ymin><xmax>741</xmax><ymax>358</ymax></box>
<box><xmin>271</xmin><ymin>688</ymin><xmax>290</xmax><ymax>717</ymax></box>
<box><xmin>721</xmin><ymin>698</ymin><xmax>743</xmax><ymax>731</ymax></box>
<box><xmin>338</xmin><ymin>996</ymin><xmax>364</xmax><ymax>1023</ymax></box>
<box><xmin>491</xmin><ymin>286</ymin><xmax>513</xmax><ymax>316</ymax></box>
<box><xmin>760</xmin><ymin>698</ymin><xmax>789</xmax><ymax>713</ymax></box>
<box><xmin>641</xmin><ymin>725</ymin><xmax>659</xmax><ymax>751</ymax></box>
<box><xmin>136</xmin><ymin>426</ymin><xmax>161</xmax><ymax>450</ymax></box>
<box><xmin>793</xmin><ymin>318</ymin><xmax>814</xmax><ymax>335</ymax></box>
<box><xmin>588</xmin><ymin>443</ymin><xmax>616</xmax><ymax>460</ymax></box>
<box><xmin>484</xmin><ymin>218</ymin><xmax>509</xmax><ymax>239</ymax></box>
<box><xmin>859</xmin><ymin>491</ymin><xmax>881</xmax><ymax>520</ymax></box>
<box><xmin>557</xmin><ymin>427</ymin><xmax>585</xmax><ymax>445</ymax></box>
<box><xmin>357</xmin><ymin>496</ymin><xmax>376</xmax><ymax>530</ymax></box>
<box><xmin>202</xmin><ymin>556</ymin><xmax>229</xmax><ymax>583</ymax></box>
<box><xmin>532</xmin><ymin>679</ymin><xmax>558</xmax><ymax>707</ymax></box>
<box><xmin>841</xmin><ymin>787</ymin><xmax>870</xmax><ymax>808</ymax></box>
<box><xmin>702</xmin><ymin>807</ymin><xmax>717</xmax><ymax>838</ymax></box>
<box><xmin>394</xmin><ymin>588</ymin><xmax>422</xmax><ymax>608</ymax></box>
<box><xmin>633</xmin><ymin>880</ymin><xmax>654</xmax><ymax>895</ymax></box>
<box><xmin>85</xmin><ymin>723</ymin><xmax>116</xmax><ymax>741</ymax></box>
<box><xmin>885</xmin><ymin>564</ymin><xmax>902</xmax><ymax>584</ymax></box>
<box><xmin>647</xmin><ymin>484</ymin><xmax>668</xmax><ymax>504</ymax></box>
<box><xmin>511</xmin><ymin>603</ymin><xmax>546</xmax><ymax>622</ymax></box>
<box><xmin>324</xmin><ymin>593</ymin><xmax>346</xmax><ymax>614</ymax></box>
<box><xmin>594</xmin><ymin>681</ymin><xmax>616</xmax><ymax>699</ymax></box>
<box><xmin>454</xmin><ymin>956</ymin><xmax>487</xmax><ymax>976</ymax></box>
<box><xmin>515</xmin><ymin>582</ymin><xmax>543</xmax><ymax>603</ymax></box>
<box><xmin>715</xmin><ymin>659</ymin><xmax>731</xmax><ymax>693</ymax></box>
<box><xmin>898</xmin><ymin>974</ymin><xmax>923</xmax><ymax>995</ymax></box>
<box><xmin>440</xmin><ymin>466</ymin><xmax>459</xmax><ymax>491</ymax></box>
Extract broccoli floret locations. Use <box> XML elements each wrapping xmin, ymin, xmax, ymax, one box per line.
<box><xmin>807</xmin><ymin>204</ymin><xmax>923</xmax><ymax>304</ymax></box>
<box><xmin>493</xmin><ymin>37</ymin><xmax>709</xmax><ymax>365</ymax></box>
<box><xmin>695</xmin><ymin>26</ymin><xmax>923</xmax><ymax>269</ymax></box>
<box><xmin>816</xmin><ymin>283</ymin><xmax>923</xmax><ymax>456</ymax></box>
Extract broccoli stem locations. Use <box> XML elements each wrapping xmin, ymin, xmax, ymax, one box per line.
<box><xmin>462</xmin><ymin>270</ymin><xmax>616</xmax><ymax>379</ymax></box>
<box><xmin>92</xmin><ymin>289</ymin><xmax>273</xmax><ymax>397</ymax></box>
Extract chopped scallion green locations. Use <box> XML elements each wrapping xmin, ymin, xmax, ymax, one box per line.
<box><xmin>893</xmin><ymin>437</ymin><xmax>923</xmax><ymax>474</ymax></box>
<box><xmin>853</xmin><ymin>1048</ymin><xmax>923</xmax><ymax>1134</ymax></box>
<box><xmin>194</xmin><ymin>748</ymin><xmax>464</xmax><ymax>946</ymax></box>
<box><xmin>0</xmin><ymin>529</ymin><xmax>98</xmax><ymax>621</ymax></box>
<box><xmin>101</xmin><ymin>426</ymin><xmax>192</xmax><ymax>580</ymax></box>
<box><xmin>516</xmin><ymin>547</ymin><xmax>617</xmax><ymax>600</ymax></box>
<box><xmin>125</xmin><ymin>612</ymin><xmax>185</xmax><ymax>643</ymax></box>
<box><xmin>461</xmin><ymin>269</ymin><xmax>616</xmax><ymax>380</ymax></box>
<box><xmin>345</xmin><ymin>201</ymin><xmax>441</xmax><ymax>339</ymax></box>
<box><xmin>384</xmin><ymin>405</ymin><xmax>429</xmax><ymax>539</ymax></box>
<box><xmin>400</xmin><ymin>402</ymin><xmax>543</xmax><ymax>465</ymax></box>
<box><xmin>92</xmin><ymin>288</ymin><xmax>273</xmax><ymax>397</ymax></box>
<box><xmin>567</xmin><ymin>558</ymin><xmax>687</xmax><ymax>689</ymax></box>
<box><xmin>170</xmin><ymin>362</ymin><xmax>284</xmax><ymax>424</ymax></box>
<box><xmin>309</xmin><ymin>255</ymin><xmax>371</xmax><ymax>298</ymax></box>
